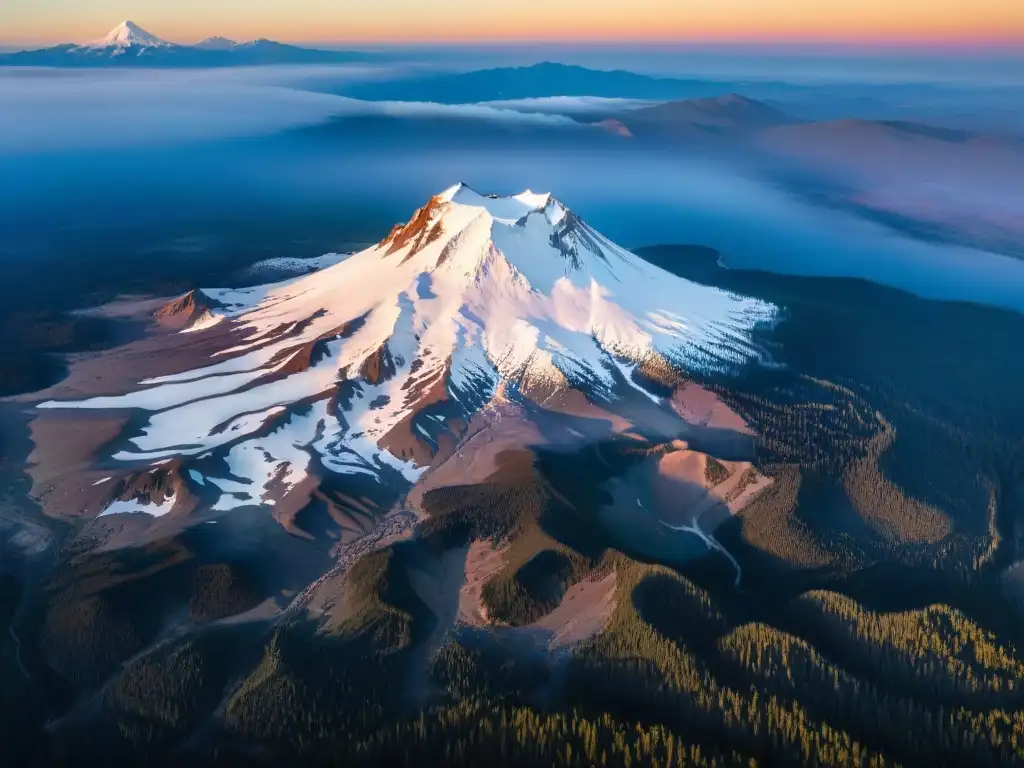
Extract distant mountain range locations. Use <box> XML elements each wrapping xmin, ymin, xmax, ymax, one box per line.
<box><xmin>335</xmin><ymin>61</ymin><xmax>732</xmax><ymax>103</ymax></box>
<box><xmin>0</xmin><ymin>20</ymin><xmax>372</xmax><ymax>67</ymax></box>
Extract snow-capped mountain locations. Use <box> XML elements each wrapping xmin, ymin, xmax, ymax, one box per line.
<box><xmin>38</xmin><ymin>185</ymin><xmax>776</xmax><ymax>520</ymax></box>
<box><xmin>0</xmin><ymin>21</ymin><xmax>370</xmax><ymax>67</ymax></box>
<box><xmin>87</xmin><ymin>20</ymin><xmax>174</xmax><ymax>51</ymax></box>
<box><xmin>194</xmin><ymin>36</ymin><xmax>238</xmax><ymax>50</ymax></box>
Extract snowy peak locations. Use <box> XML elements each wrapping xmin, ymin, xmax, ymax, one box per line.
<box><xmin>378</xmin><ymin>185</ymin><xmax>609</xmax><ymax>278</ymax></box>
<box><xmin>380</xmin><ymin>184</ymin><xmax>560</xmax><ymax>259</ymax></box>
<box><xmin>39</xmin><ymin>185</ymin><xmax>778</xmax><ymax>515</ymax></box>
<box><xmin>194</xmin><ymin>36</ymin><xmax>237</xmax><ymax>50</ymax></box>
<box><xmin>439</xmin><ymin>183</ymin><xmax>559</xmax><ymax>225</ymax></box>
<box><xmin>439</xmin><ymin>182</ymin><xmax>551</xmax><ymax>214</ymax></box>
<box><xmin>89</xmin><ymin>20</ymin><xmax>173</xmax><ymax>49</ymax></box>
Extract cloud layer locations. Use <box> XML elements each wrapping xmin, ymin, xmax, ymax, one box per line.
<box><xmin>0</xmin><ymin>67</ymin><xmax>582</xmax><ymax>153</ymax></box>
<box><xmin>478</xmin><ymin>96</ymin><xmax>653</xmax><ymax>113</ymax></box>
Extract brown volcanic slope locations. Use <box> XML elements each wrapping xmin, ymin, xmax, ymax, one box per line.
<box><xmin>21</xmin><ymin>293</ymin><xmax>773</xmax><ymax>670</ymax></box>
<box><xmin>154</xmin><ymin>288</ymin><xmax>224</xmax><ymax>331</ymax></box>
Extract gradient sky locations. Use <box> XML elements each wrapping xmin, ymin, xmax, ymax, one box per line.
<box><xmin>2</xmin><ymin>0</ymin><xmax>1023</xmax><ymax>45</ymax></box>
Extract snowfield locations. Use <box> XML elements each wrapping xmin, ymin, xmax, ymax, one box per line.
<box><xmin>40</xmin><ymin>184</ymin><xmax>777</xmax><ymax>515</ymax></box>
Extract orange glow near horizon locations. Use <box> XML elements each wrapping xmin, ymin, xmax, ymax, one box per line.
<box><xmin>311</xmin><ymin>1</ymin><xmax>1024</xmax><ymax>46</ymax></box>
<box><xmin>2</xmin><ymin>1</ymin><xmax>1023</xmax><ymax>47</ymax></box>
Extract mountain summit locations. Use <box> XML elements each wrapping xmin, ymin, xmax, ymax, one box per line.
<box><xmin>38</xmin><ymin>185</ymin><xmax>776</xmax><ymax>519</ymax></box>
<box><xmin>88</xmin><ymin>20</ymin><xmax>173</xmax><ymax>50</ymax></box>
<box><xmin>194</xmin><ymin>35</ymin><xmax>238</xmax><ymax>50</ymax></box>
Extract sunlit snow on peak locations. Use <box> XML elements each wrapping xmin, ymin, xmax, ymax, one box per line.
<box><xmin>441</xmin><ymin>183</ymin><xmax>556</xmax><ymax>225</ymax></box>
<box><xmin>38</xmin><ymin>185</ymin><xmax>778</xmax><ymax>517</ymax></box>
<box><xmin>89</xmin><ymin>20</ymin><xmax>173</xmax><ymax>50</ymax></box>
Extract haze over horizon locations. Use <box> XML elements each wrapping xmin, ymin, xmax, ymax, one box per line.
<box><xmin>2</xmin><ymin>0</ymin><xmax>1023</xmax><ymax>47</ymax></box>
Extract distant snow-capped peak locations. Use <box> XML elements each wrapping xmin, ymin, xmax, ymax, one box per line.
<box><xmin>88</xmin><ymin>20</ymin><xmax>173</xmax><ymax>50</ymax></box>
<box><xmin>234</xmin><ymin>37</ymin><xmax>277</xmax><ymax>48</ymax></box>
<box><xmin>195</xmin><ymin>35</ymin><xmax>238</xmax><ymax>50</ymax></box>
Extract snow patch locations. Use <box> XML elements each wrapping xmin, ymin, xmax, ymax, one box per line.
<box><xmin>98</xmin><ymin>493</ymin><xmax>176</xmax><ymax>518</ymax></box>
<box><xmin>181</xmin><ymin>311</ymin><xmax>224</xmax><ymax>333</ymax></box>
<box><xmin>246</xmin><ymin>252</ymin><xmax>352</xmax><ymax>279</ymax></box>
